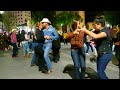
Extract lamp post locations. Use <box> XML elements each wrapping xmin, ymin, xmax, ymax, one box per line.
<box><xmin>0</xmin><ymin>11</ymin><xmax>4</xmax><ymax>30</ymax></box>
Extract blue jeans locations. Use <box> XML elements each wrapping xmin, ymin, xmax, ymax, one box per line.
<box><xmin>71</xmin><ymin>47</ymin><xmax>86</xmax><ymax>79</ymax></box>
<box><xmin>28</xmin><ymin>41</ymin><xmax>33</xmax><ymax>50</ymax></box>
<box><xmin>97</xmin><ymin>52</ymin><xmax>112</xmax><ymax>79</ymax></box>
<box><xmin>22</xmin><ymin>41</ymin><xmax>30</xmax><ymax>56</ymax></box>
<box><xmin>43</xmin><ymin>43</ymin><xmax>52</xmax><ymax>70</ymax></box>
<box><xmin>31</xmin><ymin>43</ymin><xmax>43</xmax><ymax>65</ymax></box>
<box><xmin>86</xmin><ymin>42</ymin><xmax>93</xmax><ymax>53</ymax></box>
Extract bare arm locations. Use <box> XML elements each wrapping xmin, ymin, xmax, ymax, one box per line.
<box><xmin>78</xmin><ymin>28</ymin><xmax>107</xmax><ymax>39</ymax></box>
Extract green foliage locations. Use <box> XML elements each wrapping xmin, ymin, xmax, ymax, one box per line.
<box><xmin>103</xmin><ymin>11</ymin><xmax>120</xmax><ymax>25</ymax></box>
<box><xmin>2</xmin><ymin>11</ymin><xmax>17</xmax><ymax>32</ymax></box>
<box><xmin>55</xmin><ymin>11</ymin><xmax>81</xmax><ymax>28</ymax></box>
<box><xmin>27</xmin><ymin>17</ymin><xmax>35</xmax><ymax>30</ymax></box>
<box><xmin>31</xmin><ymin>11</ymin><xmax>82</xmax><ymax>30</ymax></box>
<box><xmin>31</xmin><ymin>11</ymin><xmax>56</xmax><ymax>24</ymax></box>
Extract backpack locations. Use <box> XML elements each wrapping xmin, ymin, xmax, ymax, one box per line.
<box><xmin>70</xmin><ymin>31</ymin><xmax>84</xmax><ymax>48</ymax></box>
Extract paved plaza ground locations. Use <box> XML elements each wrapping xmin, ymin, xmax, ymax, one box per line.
<box><xmin>0</xmin><ymin>43</ymin><xmax>119</xmax><ymax>79</ymax></box>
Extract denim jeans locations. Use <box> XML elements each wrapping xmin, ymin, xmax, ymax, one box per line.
<box><xmin>28</xmin><ymin>41</ymin><xmax>33</xmax><ymax>50</ymax></box>
<box><xmin>97</xmin><ymin>52</ymin><xmax>112</xmax><ymax>79</ymax></box>
<box><xmin>21</xmin><ymin>41</ymin><xmax>30</xmax><ymax>56</ymax></box>
<box><xmin>71</xmin><ymin>47</ymin><xmax>86</xmax><ymax>79</ymax></box>
<box><xmin>43</xmin><ymin>43</ymin><xmax>52</xmax><ymax>70</ymax></box>
<box><xmin>31</xmin><ymin>43</ymin><xmax>43</xmax><ymax>65</ymax></box>
<box><xmin>86</xmin><ymin>42</ymin><xmax>93</xmax><ymax>53</ymax></box>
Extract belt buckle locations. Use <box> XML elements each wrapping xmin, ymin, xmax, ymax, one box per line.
<box><xmin>44</xmin><ymin>42</ymin><xmax>49</xmax><ymax>44</ymax></box>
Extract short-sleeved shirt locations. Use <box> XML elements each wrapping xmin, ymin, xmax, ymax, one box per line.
<box><xmin>95</xmin><ymin>27</ymin><xmax>112</xmax><ymax>54</ymax></box>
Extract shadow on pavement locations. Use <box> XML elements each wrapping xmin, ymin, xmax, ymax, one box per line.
<box><xmin>63</xmin><ymin>64</ymin><xmax>99</xmax><ymax>79</ymax></box>
<box><xmin>112</xmin><ymin>54</ymin><xmax>119</xmax><ymax>65</ymax></box>
<box><xmin>63</xmin><ymin>64</ymin><xmax>75</xmax><ymax>79</ymax></box>
<box><xmin>86</xmin><ymin>67</ymin><xmax>99</xmax><ymax>79</ymax></box>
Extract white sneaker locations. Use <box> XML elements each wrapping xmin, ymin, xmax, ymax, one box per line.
<box><xmin>112</xmin><ymin>52</ymin><xmax>115</xmax><ymax>55</ymax></box>
<box><xmin>86</xmin><ymin>53</ymin><xmax>89</xmax><ymax>55</ymax></box>
<box><xmin>32</xmin><ymin>51</ymin><xmax>34</xmax><ymax>53</ymax></box>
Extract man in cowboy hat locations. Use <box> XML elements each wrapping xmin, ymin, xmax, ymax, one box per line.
<box><xmin>10</xmin><ymin>28</ymin><xmax>18</xmax><ymax>57</ymax></box>
<box><xmin>41</xmin><ymin>18</ymin><xmax>59</xmax><ymax>74</ymax></box>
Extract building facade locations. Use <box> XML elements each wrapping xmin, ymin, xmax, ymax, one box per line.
<box><xmin>11</xmin><ymin>11</ymin><xmax>31</xmax><ymax>26</ymax></box>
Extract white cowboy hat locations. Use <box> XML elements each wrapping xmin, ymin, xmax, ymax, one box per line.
<box><xmin>12</xmin><ymin>28</ymin><xmax>17</xmax><ymax>32</ymax></box>
<box><xmin>41</xmin><ymin>18</ymin><xmax>51</xmax><ymax>24</ymax></box>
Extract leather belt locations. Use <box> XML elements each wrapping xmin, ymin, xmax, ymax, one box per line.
<box><xmin>44</xmin><ymin>42</ymin><xmax>51</xmax><ymax>44</ymax></box>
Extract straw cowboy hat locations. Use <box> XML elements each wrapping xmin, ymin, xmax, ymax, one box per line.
<box><xmin>41</xmin><ymin>18</ymin><xmax>51</xmax><ymax>24</ymax></box>
<box><xmin>12</xmin><ymin>28</ymin><xmax>17</xmax><ymax>32</ymax></box>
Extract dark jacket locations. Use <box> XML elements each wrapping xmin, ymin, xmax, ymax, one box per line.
<box><xmin>33</xmin><ymin>29</ymin><xmax>45</xmax><ymax>43</ymax></box>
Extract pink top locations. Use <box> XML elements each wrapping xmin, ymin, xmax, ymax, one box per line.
<box><xmin>11</xmin><ymin>33</ymin><xmax>17</xmax><ymax>43</ymax></box>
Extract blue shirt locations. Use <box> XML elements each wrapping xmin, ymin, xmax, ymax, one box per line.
<box><xmin>43</xmin><ymin>26</ymin><xmax>59</xmax><ymax>43</ymax></box>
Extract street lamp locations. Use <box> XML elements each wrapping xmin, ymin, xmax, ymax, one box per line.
<box><xmin>0</xmin><ymin>11</ymin><xmax>4</xmax><ymax>30</ymax></box>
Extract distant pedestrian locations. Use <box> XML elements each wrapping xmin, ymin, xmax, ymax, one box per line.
<box><xmin>21</xmin><ymin>30</ymin><xmax>30</xmax><ymax>58</ymax></box>
<box><xmin>10</xmin><ymin>28</ymin><xmax>18</xmax><ymax>57</ymax></box>
<box><xmin>16</xmin><ymin>30</ymin><xmax>21</xmax><ymax>48</ymax></box>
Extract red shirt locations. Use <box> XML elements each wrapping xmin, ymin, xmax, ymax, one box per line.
<box><xmin>11</xmin><ymin>33</ymin><xmax>17</xmax><ymax>43</ymax></box>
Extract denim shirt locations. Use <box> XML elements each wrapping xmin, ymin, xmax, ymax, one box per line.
<box><xmin>43</xmin><ymin>26</ymin><xmax>59</xmax><ymax>43</ymax></box>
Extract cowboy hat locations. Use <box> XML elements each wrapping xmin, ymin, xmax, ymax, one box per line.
<box><xmin>12</xmin><ymin>28</ymin><xmax>17</xmax><ymax>32</ymax></box>
<box><xmin>41</xmin><ymin>18</ymin><xmax>51</xmax><ymax>24</ymax></box>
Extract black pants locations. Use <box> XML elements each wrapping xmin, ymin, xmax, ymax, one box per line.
<box><xmin>52</xmin><ymin>48</ymin><xmax>60</xmax><ymax>61</ymax></box>
<box><xmin>115</xmin><ymin>45</ymin><xmax>120</xmax><ymax>65</ymax></box>
<box><xmin>11</xmin><ymin>43</ymin><xmax>18</xmax><ymax>57</ymax></box>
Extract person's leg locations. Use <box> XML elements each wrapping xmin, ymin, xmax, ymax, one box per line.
<box><xmin>11</xmin><ymin>43</ymin><xmax>17</xmax><ymax>57</ymax></box>
<box><xmin>97</xmin><ymin>53</ymin><xmax>112</xmax><ymax>79</ymax></box>
<box><xmin>115</xmin><ymin>46</ymin><xmax>120</xmax><ymax>67</ymax></box>
<box><xmin>90</xmin><ymin>43</ymin><xmax>94</xmax><ymax>52</ymax></box>
<box><xmin>21</xmin><ymin>42</ymin><xmax>27</xmax><ymax>57</ymax></box>
<box><xmin>31</xmin><ymin>43</ymin><xmax>39</xmax><ymax>65</ymax></box>
<box><xmin>43</xmin><ymin>43</ymin><xmax>52</xmax><ymax>71</ymax></box>
<box><xmin>79</xmin><ymin>47</ymin><xmax>86</xmax><ymax>79</ymax></box>
<box><xmin>25</xmin><ymin>42</ymin><xmax>30</xmax><ymax>57</ymax></box>
<box><xmin>53</xmin><ymin>48</ymin><xmax>60</xmax><ymax>62</ymax></box>
<box><xmin>71</xmin><ymin>49</ymin><xmax>80</xmax><ymax>79</ymax></box>
<box><xmin>86</xmin><ymin>42</ymin><xmax>89</xmax><ymax>53</ymax></box>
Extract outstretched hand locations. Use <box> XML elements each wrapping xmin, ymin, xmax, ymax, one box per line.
<box><xmin>77</xmin><ymin>28</ymin><xmax>87</xmax><ymax>32</ymax></box>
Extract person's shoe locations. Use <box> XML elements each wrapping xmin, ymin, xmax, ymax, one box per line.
<box><xmin>30</xmin><ymin>64</ymin><xmax>36</xmax><ymax>67</ymax></box>
<box><xmin>24</xmin><ymin>54</ymin><xmax>27</xmax><ymax>58</ymax></box>
<box><xmin>41</xmin><ymin>69</ymin><xmax>48</xmax><ymax>73</ymax></box>
<box><xmin>42</xmin><ymin>69</ymin><xmax>52</xmax><ymax>74</ymax></box>
<box><xmin>12</xmin><ymin>56</ymin><xmax>18</xmax><ymax>58</ymax></box>
<box><xmin>54</xmin><ymin>60</ymin><xmax>57</xmax><ymax>63</ymax></box>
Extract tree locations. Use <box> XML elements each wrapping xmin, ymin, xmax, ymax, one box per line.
<box><xmin>2</xmin><ymin>11</ymin><xmax>17</xmax><ymax>32</ymax></box>
<box><xmin>31</xmin><ymin>11</ymin><xmax>56</xmax><ymax>24</ymax></box>
<box><xmin>103</xmin><ymin>11</ymin><xmax>120</xmax><ymax>26</ymax></box>
<box><xmin>27</xmin><ymin>17</ymin><xmax>35</xmax><ymax>31</ymax></box>
<box><xmin>55</xmin><ymin>11</ymin><xmax>81</xmax><ymax>30</ymax></box>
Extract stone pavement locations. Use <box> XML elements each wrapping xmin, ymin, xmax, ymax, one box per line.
<box><xmin>0</xmin><ymin>43</ymin><xmax>119</xmax><ymax>79</ymax></box>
